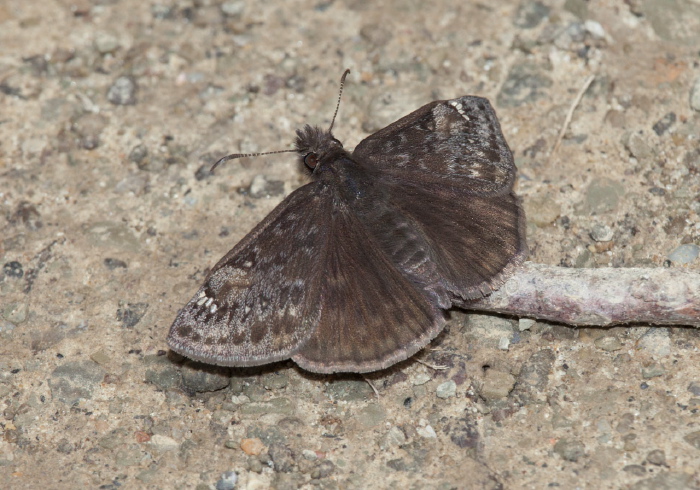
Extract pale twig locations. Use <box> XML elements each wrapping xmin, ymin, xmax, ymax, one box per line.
<box><xmin>455</xmin><ymin>262</ymin><xmax>700</xmax><ymax>327</ymax></box>
<box><xmin>361</xmin><ymin>375</ymin><xmax>380</xmax><ymax>398</ymax></box>
<box><xmin>548</xmin><ymin>75</ymin><xmax>595</xmax><ymax>164</ymax></box>
<box><xmin>416</xmin><ymin>359</ymin><xmax>448</xmax><ymax>370</ymax></box>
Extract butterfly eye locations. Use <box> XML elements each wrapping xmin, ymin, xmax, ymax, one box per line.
<box><xmin>304</xmin><ymin>153</ymin><xmax>319</xmax><ymax>169</ymax></box>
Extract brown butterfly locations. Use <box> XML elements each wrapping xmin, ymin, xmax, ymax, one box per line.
<box><xmin>167</xmin><ymin>70</ymin><xmax>526</xmax><ymax>373</ymax></box>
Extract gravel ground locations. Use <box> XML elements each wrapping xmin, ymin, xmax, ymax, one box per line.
<box><xmin>1</xmin><ymin>0</ymin><xmax>699</xmax><ymax>488</ymax></box>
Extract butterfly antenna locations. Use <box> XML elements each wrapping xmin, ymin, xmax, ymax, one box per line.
<box><xmin>328</xmin><ymin>69</ymin><xmax>351</xmax><ymax>133</ymax></box>
<box><xmin>210</xmin><ymin>149</ymin><xmax>296</xmax><ymax>173</ymax></box>
<box><xmin>211</xmin><ymin>69</ymin><xmax>350</xmax><ymax>173</ymax></box>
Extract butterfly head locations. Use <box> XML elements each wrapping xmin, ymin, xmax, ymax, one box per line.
<box><xmin>295</xmin><ymin>124</ymin><xmax>346</xmax><ymax>173</ymax></box>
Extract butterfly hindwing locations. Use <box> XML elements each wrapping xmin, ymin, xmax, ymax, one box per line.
<box><xmin>167</xmin><ymin>183</ymin><xmax>332</xmax><ymax>367</ymax></box>
<box><xmin>386</xmin><ymin>182</ymin><xmax>526</xmax><ymax>300</ymax></box>
<box><xmin>292</xmin><ymin>199</ymin><xmax>445</xmax><ymax>373</ymax></box>
<box><xmin>351</xmin><ymin>96</ymin><xmax>527</xmax><ymax>301</ymax></box>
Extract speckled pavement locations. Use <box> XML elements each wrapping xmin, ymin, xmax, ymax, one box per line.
<box><xmin>1</xmin><ymin>1</ymin><xmax>699</xmax><ymax>488</ymax></box>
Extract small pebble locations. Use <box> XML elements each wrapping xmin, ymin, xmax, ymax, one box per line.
<box><xmin>240</xmin><ymin>438</ymin><xmax>265</xmax><ymax>456</ymax></box>
<box><xmin>683</xmin><ymin>430</ymin><xmax>700</xmax><ymax>449</ymax></box>
<box><xmin>263</xmin><ymin>373</ymin><xmax>288</xmax><ymax>390</ymax></box>
<box><xmin>90</xmin><ymin>349</ymin><xmax>111</xmax><ymax>366</ymax></box>
<box><xmin>480</xmin><ymin>370</ymin><xmax>516</xmax><ymax>401</ymax></box>
<box><xmin>3</xmin><ymin>302</ymin><xmax>28</xmax><ymax>324</ymax></box>
<box><xmin>637</xmin><ymin>328</ymin><xmax>671</xmax><ymax>357</ymax></box>
<box><xmin>326</xmin><ymin>379</ymin><xmax>373</xmax><ymax>401</ymax></box>
<box><xmin>107</xmin><ymin>76</ymin><xmax>137</xmax><ymax>105</ymax></box>
<box><xmin>623</xmin><ymin>464</ymin><xmax>647</xmax><ymax>476</ymax></box>
<box><xmin>594</xmin><ymin>335</ymin><xmax>622</xmax><ymax>352</ymax></box>
<box><xmin>221</xmin><ymin>1</ymin><xmax>245</xmax><ymax>16</ymax></box>
<box><xmin>149</xmin><ymin>434</ymin><xmax>178</xmax><ymax>452</ymax></box>
<box><xmin>690</xmin><ymin>77</ymin><xmax>700</xmax><ymax>112</ymax></box>
<box><xmin>553</xmin><ymin>437</ymin><xmax>585</xmax><ymax>462</ymax></box>
<box><xmin>412</xmin><ymin>373</ymin><xmax>431</xmax><ymax>386</ymax></box>
<box><xmin>436</xmin><ymin>380</ymin><xmax>457</xmax><ymax>399</ymax></box>
<box><xmin>584</xmin><ymin>20</ymin><xmax>606</xmax><ymax>39</ymax></box>
<box><xmin>688</xmin><ymin>382</ymin><xmax>700</xmax><ymax>396</ymax></box>
<box><xmin>518</xmin><ymin>318</ymin><xmax>535</xmax><ymax>331</ymax></box>
<box><xmin>667</xmin><ymin>244</ymin><xmax>699</xmax><ymax>264</ymax></box>
<box><xmin>268</xmin><ymin>443</ymin><xmax>295</xmax><ymax>472</ymax></box>
<box><xmin>646</xmin><ymin>449</ymin><xmax>666</xmax><ymax>466</ymax></box>
<box><xmin>381</xmin><ymin>426</ymin><xmax>407</xmax><ymax>449</ymax></box>
<box><xmin>3</xmin><ymin>261</ymin><xmax>24</xmax><ymax>278</ymax></box>
<box><xmin>302</xmin><ymin>449</ymin><xmax>317</xmax><ymax>461</ymax></box>
<box><xmin>215</xmin><ymin>471</ymin><xmax>237</xmax><ymax>490</ymax></box>
<box><xmin>247</xmin><ymin>458</ymin><xmax>263</xmax><ymax>473</ymax></box>
<box><xmin>94</xmin><ymin>32</ymin><xmax>120</xmax><ymax>54</ymax></box>
<box><xmin>641</xmin><ymin>364</ymin><xmax>665</xmax><ymax>379</ymax></box>
<box><xmin>310</xmin><ymin>460</ymin><xmax>335</xmax><ymax>479</ymax></box>
<box><xmin>180</xmin><ymin>361</ymin><xmax>231</xmax><ymax>393</ymax></box>
<box><xmin>590</xmin><ymin>223</ymin><xmax>614</xmax><ymax>242</ymax></box>
<box><xmin>416</xmin><ymin>419</ymin><xmax>437</xmax><ymax>439</ymax></box>
<box><xmin>622</xmin><ymin>132</ymin><xmax>654</xmax><ymax>160</ymax></box>
<box><xmin>103</xmin><ymin>258</ymin><xmax>128</xmax><ymax>270</ymax></box>
<box><xmin>652</xmin><ymin>112</ymin><xmax>676</xmax><ymax>136</ymax></box>
<box><xmin>134</xmin><ymin>431</ymin><xmax>150</xmax><ymax>443</ymax></box>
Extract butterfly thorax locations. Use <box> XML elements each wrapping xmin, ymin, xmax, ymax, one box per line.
<box><xmin>294</xmin><ymin>124</ymin><xmax>377</xmax><ymax>201</ymax></box>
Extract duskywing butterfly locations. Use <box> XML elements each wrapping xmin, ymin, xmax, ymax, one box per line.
<box><xmin>167</xmin><ymin>70</ymin><xmax>527</xmax><ymax>373</ymax></box>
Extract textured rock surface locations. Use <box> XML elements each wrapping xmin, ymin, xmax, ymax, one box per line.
<box><xmin>1</xmin><ymin>0</ymin><xmax>698</xmax><ymax>488</ymax></box>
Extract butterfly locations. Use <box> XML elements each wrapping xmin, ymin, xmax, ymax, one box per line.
<box><xmin>167</xmin><ymin>70</ymin><xmax>527</xmax><ymax>373</ymax></box>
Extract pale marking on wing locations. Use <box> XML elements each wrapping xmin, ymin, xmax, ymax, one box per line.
<box><xmin>448</xmin><ymin>99</ymin><xmax>471</xmax><ymax>121</ymax></box>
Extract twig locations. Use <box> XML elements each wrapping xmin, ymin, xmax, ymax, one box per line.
<box><xmin>548</xmin><ymin>75</ymin><xmax>595</xmax><ymax>164</ymax></box>
<box><xmin>455</xmin><ymin>262</ymin><xmax>700</xmax><ymax>327</ymax></box>
<box><xmin>362</xmin><ymin>375</ymin><xmax>380</xmax><ymax>398</ymax></box>
<box><xmin>416</xmin><ymin>359</ymin><xmax>448</xmax><ymax>370</ymax></box>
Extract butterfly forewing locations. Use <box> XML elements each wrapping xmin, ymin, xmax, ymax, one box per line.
<box><xmin>353</xmin><ymin>96</ymin><xmax>516</xmax><ymax>195</ymax></box>
<box><xmin>167</xmin><ymin>183</ymin><xmax>332</xmax><ymax>366</ymax></box>
<box><xmin>292</xmin><ymin>201</ymin><xmax>445</xmax><ymax>373</ymax></box>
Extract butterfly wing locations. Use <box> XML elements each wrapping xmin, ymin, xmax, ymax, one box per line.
<box><xmin>385</xmin><ymin>182</ymin><xmax>526</xmax><ymax>300</ymax></box>
<box><xmin>352</xmin><ymin>96</ymin><xmax>527</xmax><ymax>301</ymax></box>
<box><xmin>167</xmin><ymin>182</ymin><xmax>332</xmax><ymax>367</ymax></box>
<box><xmin>353</xmin><ymin>96</ymin><xmax>517</xmax><ymax>196</ymax></box>
<box><xmin>292</xmin><ymin>199</ymin><xmax>445</xmax><ymax>373</ymax></box>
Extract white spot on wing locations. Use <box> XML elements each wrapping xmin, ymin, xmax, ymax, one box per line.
<box><xmin>448</xmin><ymin>99</ymin><xmax>470</xmax><ymax>121</ymax></box>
